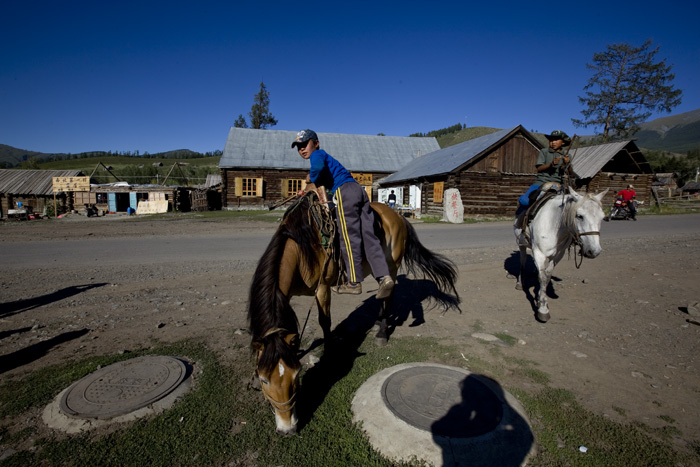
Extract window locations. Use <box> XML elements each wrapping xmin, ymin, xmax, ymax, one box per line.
<box><xmin>234</xmin><ymin>177</ymin><xmax>263</xmax><ymax>197</ymax></box>
<box><xmin>282</xmin><ymin>179</ymin><xmax>306</xmax><ymax>197</ymax></box>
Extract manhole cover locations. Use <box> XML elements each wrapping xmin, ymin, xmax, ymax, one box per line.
<box><xmin>382</xmin><ymin>365</ymin><xmax>503</xmax><ymax>437</ymax></box>
<box><xmin>60</xmin><ymin>356</ymin><xmax>187</xmax><ymax>419</ymax></box>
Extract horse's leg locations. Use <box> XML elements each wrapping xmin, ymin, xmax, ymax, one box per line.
<box><xmin>375</xmin><ymin>293</ymin><xmax>392</xmax><ymax>347</ymax></box>
<box><xmin>515</xmin><ymin>245</ymin><xmax>527</xmax><ymax>291</ymax></box>
<box><xmin>315</xmin><ymin>284</ymin><xmax>332</xmax><ymax>345</ymax></box>
<box><xmin>534</xmin><ymin>253</ymin><xmax>554</xmax><ymax>323</ymax></box>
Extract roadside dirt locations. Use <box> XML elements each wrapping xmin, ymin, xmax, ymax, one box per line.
<box><xmin>1</xmin><ymin>214</ymin><xmax>699</xmax><ymax>455</ymax></box>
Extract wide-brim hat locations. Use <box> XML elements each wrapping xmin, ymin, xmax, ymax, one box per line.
<box><xmin>291</xmin><ymin>129</ymin><xmax>318</xmax><ymax>148</ymax></box>
<box><xmin>545</xmin><ymin>130</ymin><xmax>571</xmax><ymax>146</ymax></box>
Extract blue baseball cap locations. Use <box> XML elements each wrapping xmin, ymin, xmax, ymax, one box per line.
<box><xmin>291</xmin><ymin>129</ymin><xmax>318</xmax><ymax>148</ymax></box>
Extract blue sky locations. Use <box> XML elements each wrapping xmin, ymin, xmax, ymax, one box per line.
<box><xmin>2</xmin><ymin>0</ymin><xmax>698</xmax><ymax>155</ymax></box>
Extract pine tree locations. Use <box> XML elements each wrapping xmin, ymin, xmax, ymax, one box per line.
<box><xmin>572</xmin><ymin>40</ymin><xmax>682</xmax><ymax>140</ymax></box>
<box><xmin>248</xmin><ymin>81</ymin><xmax>278</xmax><ymax>129</ymax></box>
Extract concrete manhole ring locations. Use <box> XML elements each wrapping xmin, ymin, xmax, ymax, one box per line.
<box><xmin>60</xmin><ymin>355</ymin><xmax>187</xmax><ymax>419</ymax></box>
<box><xmin>352</xmin><ymin>362</ymin><xmax>535</xmax><ymax>465</ymax></box>
<box><xmin>382</xmin><ymin>365</ymin><xmax>503</xmax><ymax>437</ymax></box>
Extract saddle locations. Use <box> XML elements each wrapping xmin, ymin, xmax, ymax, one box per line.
<box><xmin>515</xmin><ymin>182</ymin><xmax>561</xmax><ymax>231</ymax></box>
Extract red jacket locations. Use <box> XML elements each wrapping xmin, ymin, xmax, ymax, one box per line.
<box><xmin>617</xmin><ymin>189</ymin><xmax>636</xmax><ymax>201</ymax></box>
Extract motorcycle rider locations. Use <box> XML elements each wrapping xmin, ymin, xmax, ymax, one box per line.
<box><xmin>615</xmin><ymin>184</ymin><xmax>637</xmax><ymax>220</ymax></box>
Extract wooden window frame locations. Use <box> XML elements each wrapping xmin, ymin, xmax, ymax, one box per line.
<box><xmin>234</xmin><ymin>177</ymin><xmax>263</xmax><ymax>197</ymax></box>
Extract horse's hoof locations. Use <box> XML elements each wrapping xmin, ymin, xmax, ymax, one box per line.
<box><xmin>375</xmin><ymin>337</ymin><xmax>388</xmax><ymax>347</ymax></box>
<box><xmin>515</xmin><ymin>282</ymin><xmax>522</xmax><ymax>291</ymax></box>
<box><xmin>535</xmin><ymin>311</ymin><xmax>550</xmax><ymax>323</ymax></box>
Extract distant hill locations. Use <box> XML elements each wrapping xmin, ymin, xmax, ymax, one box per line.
<box><xmin>0</xmin><ymin>144</ymin><xmax>47</xmax><ymax>168</ymax></box>
<box><xmin>0</xmin><ymin>146</ymin><xmax>221</xmax><ymax>168</ymax></box>
<box><xmin>634</xmin><ymin>108</ymin><xmax>700</xmax><ymax>153</ymax></box>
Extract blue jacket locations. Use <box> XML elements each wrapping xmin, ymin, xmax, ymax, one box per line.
<box><xmin>308</xmin><ymin>149</ymin><xmax>356</xmax><ymax>195</ymax></box>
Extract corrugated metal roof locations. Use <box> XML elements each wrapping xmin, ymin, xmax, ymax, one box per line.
<box><xmin>219</xmin><ymin>128</ymin><xmax>440</xmax><ymax>172</ymax></box>
<box><xmin>0</xmin><ymin>169</ymin><xmax>84</xmax><ymax>196</ymax></box>
<box><xmin>381</xmin><ymin>126</ymin><xmax>523</xmax><ymax>184</ymax></box>
<box><xmin>569</xmin><ymin>141</ymin><xmax>638</xmax><ymax>179</ymax></box>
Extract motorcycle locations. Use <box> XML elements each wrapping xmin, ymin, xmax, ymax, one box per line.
<box><xmin>605</xmin><ymin>198</ymin><xmax>641</xmax><ymax>221</ymax></box>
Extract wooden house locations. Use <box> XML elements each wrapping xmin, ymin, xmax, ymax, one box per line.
<box><xmin>380</xmin><ymin>126</ymin><xmax>544</xmax><ymax>217</ymax></box>
<box><xmin>218</xmin><ymin>128</ymin><xmax>440</xmax><ymax>210</ymax></box>
<box><xmin>0</xmin><ymin>169</ymin><xmax>83</xmax><ymax>219</ymax></box>
<box><xmin>569</xmin><ymin>140</ymin><xmax>653</xmax><ymax>205</ymax></box>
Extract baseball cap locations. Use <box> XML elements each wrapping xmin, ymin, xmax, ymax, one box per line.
<box><xmin>291</xmin><ymin>129</ymin><xmax>318</xmax><ymax>148</ymax></box>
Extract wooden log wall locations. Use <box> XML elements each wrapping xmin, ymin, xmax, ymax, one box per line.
<box><xmin>417</xmin><ymin>172</ymin><xmax>535</xmax><ymax>218</ymax></box>
<box><xmin>582</xmin><ymin>173</ymin><xmax>653</xmax><ymax>207</ymax></box>
<box><xmin>223</xmin><ymin>168</ymin><xmax>392</xmax><ymax>210</ymax></box>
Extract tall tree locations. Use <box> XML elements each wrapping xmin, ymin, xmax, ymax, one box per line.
<box><xmin>572</xmin><ymin>40</ymin><xmax>682</xmax><ymax>139</ymax></box>
<box><xmin>248</xmin><ymin>81</ymin><xmax>278</xmax><ymax>129</ymax></box>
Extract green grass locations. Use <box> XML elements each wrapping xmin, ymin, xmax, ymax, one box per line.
<box><xmin>0</xmin><ymin>337</ymin><xmax>696</xmax><ymax>466</ymax></box>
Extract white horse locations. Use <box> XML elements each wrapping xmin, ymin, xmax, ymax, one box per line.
<box><xmin>514</xmin><ymin>187</ymin><xmax>608</xmax><ymax>322</ymax></box>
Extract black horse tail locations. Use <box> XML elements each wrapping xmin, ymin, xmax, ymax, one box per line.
<box><xmin>401</xmin><ymin>218</ymin><xmax>461</xmax><ymax>308</ymax></box>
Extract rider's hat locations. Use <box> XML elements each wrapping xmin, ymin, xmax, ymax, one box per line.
<box><xmin>627</xmin><ymin>184</ymin><xmax>634</xmax><ymax>189</ymax></box>
<box><xmin>291</xmin><ymin>129</ymin><xmax>319</xmax><ymax>148</ymax></box>
<box><xmin>545</xmin><ymin>130</ymin><xmax>571</xmax><ymax>146</ymax></box>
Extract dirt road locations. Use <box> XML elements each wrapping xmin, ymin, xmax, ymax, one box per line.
<box><xmin>1</xmin><ymin>213</ymin><xmax>699</xmax><ymax>452</ymax></box>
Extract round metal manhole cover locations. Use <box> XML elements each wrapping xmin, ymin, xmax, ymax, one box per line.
<box><xmin>60</xmin><ymin>356</ymin><xmax>187</xmax><ymax>419</ymax></box>
<box><xmin>381</xmin><ymin>365</ymin><xmax>503</xmax><ymax>437</ymax></box>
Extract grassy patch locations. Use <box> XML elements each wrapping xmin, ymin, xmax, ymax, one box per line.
<box><xmin>493</xmin><ymin>332</ymin><xmax>517</xmax><ymax>346</ymax></box>
<box><xmin>0</xmin><ymin>337</ymin><xmax>696</xmax><ymax>466</ymax></box>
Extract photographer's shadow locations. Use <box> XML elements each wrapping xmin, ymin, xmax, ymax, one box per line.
<box><xmin>431</xmin><ymin>373</ymin><xmax>534</xmax><ymax>466</ymax></box>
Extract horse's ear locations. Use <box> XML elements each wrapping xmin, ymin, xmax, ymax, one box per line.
<box><xmin>567</xmin><ymin>186</ymin><xmax>582</xmax><ymax>199</ymax></box>
<box><xmin>251</xmin><ymin>340</ymin><xmax>264</xmax><ymax>352</ymax></box>
<box><xmin>594</xmin><ymin>188</ymin><xmax>609</xmax><ymax>202</ymax></box>
<box><xmin>284</xmin><ymin>333</ymin><xmax>299</xmax><ymax>348</ymax></box>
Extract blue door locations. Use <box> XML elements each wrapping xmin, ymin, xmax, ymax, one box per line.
<box><xmin>108</xmin><ymin>193</ymin><xmax>117</xmax><ymax>212</ymax></box>
<box><xmin>129</xmin><ymin>192</ymin><xmax>137</xmax><ymax>210</ymax></box>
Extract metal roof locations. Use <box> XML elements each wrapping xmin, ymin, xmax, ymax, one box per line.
<box><xmin>219</xmin><ymin>128</ymin><xmax>440</xmax><ymax>172</ymax></box>
<box><xmin>381</xmin><ymin>126</ymin><xmax>525</xmax><ymax>184</ymax></box>
<box><xmin>0</xmin><ymin>169</ymin><xmax>84</xmax><ymax>196</ymax></box>
<box><xmin>570</xmin><ymin>140</ymin><xmax>645</xmax><ymax>178</ymax></box>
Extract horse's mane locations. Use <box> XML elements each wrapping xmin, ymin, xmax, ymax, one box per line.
<box><xmin>247</xmin><ymin>194</ymin><xmax>322</xmax><ymax>372</ymax></box>
<box><xmin>561</xmin><ymin>191</ymin><xmax>604</xmax><ymax>228</ymax></box>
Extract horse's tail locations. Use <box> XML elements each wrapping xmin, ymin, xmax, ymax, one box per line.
<box><xmin>401</xmin><ymin>218</ymin><xmax>460</xmax><ymax>306</ymax></box>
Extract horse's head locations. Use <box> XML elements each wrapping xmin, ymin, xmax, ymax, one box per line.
<box><xmin>568</xmin><ymin>187</ymin><xmax>608</xmax><ymax>258</ymax></box>
<box><xmin>252</xmin><ymin>330</ymin><xmax>301</xmax><ymax>435</ymax></box>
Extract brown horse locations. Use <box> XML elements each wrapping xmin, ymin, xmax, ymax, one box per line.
<box><xmin>247</xmin><ymin>192</ymin><xmax>459</xmax><ymax>434</ymax></box>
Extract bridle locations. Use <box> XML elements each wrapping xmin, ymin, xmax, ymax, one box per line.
<box><xmin>261</xmin><ymin>383</ymin><xmax>297</xmax><ymax>413</ymax></box>
<box><xmin>563</xmin><ymin>196</ymin><xmax>601</xmax><ymax>269</ymax></box>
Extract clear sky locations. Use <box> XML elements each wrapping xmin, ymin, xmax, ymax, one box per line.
<box><xmin>2</xmin><ymin>0</ymin><xmax>698</xmax><ymax>155</ymax></box>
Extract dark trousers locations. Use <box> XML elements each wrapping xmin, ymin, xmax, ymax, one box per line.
<box><xmin>334</xmin><ymin>182</ymin><xmax>389</xmax><ymax>284</ymax></box>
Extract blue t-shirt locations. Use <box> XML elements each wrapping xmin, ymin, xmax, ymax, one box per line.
<box><xmin>308</xmin><ymin>149</ymin><xmax>356</xmax><ymax>195</ymax></box>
